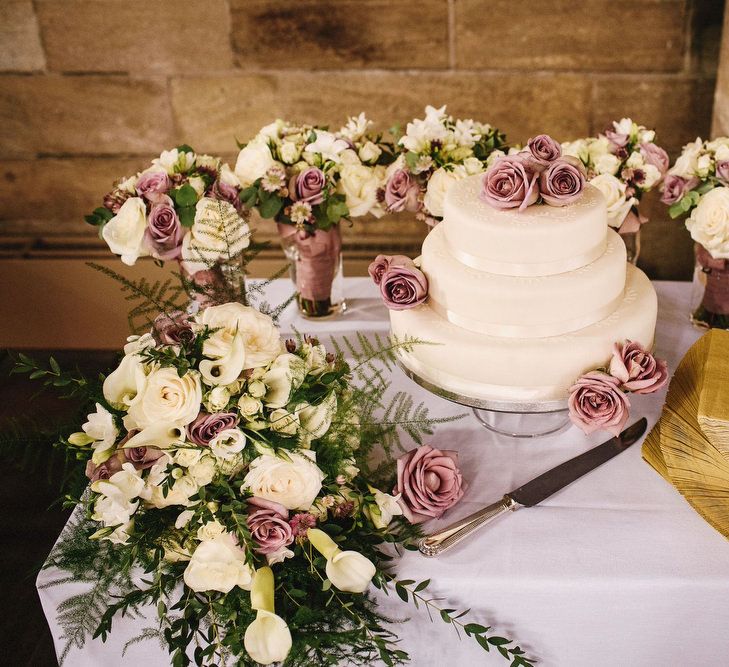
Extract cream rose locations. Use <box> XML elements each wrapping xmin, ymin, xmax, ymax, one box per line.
<box><xmin>423</xmin><ymin>167</ymin><xmax>460</xmax><ymax>218</ymax></box>
<box><xmin>593</xmin><ymin>153</ymin><xmax>621</xmax><ymax>176</ymax></box>
<box><xmin>589</xmin><ymin>173</ymin><xmax>635</xmax><ymax>229</ymax></box>
<box><xmin>183</xmin><ymin>532</ymin><xmax>253</xmax><ymax>594</ymax></box>
<box><xmin>358</xmin><ymin>141</ymin><xmax>382</xmax><ymax>164</ymax></box>
<box><xmin>242</xmin><ymin>451</ymin><xmax>325</xmax><ymax>510</ymax></box>
<box><xmin>238</xmin><ymin>395</ymin><xmax>262</xmax><ymax>419</ymax></box>
<box><xmin>669</xmin><ymin>138</ymin><xmax>703</xmax><ymax>178</ymax></box>
<box><xmin>686</xmin><ymin>187</ymin><xmax>729</xmax><ymax>259</ymax></box>
<box><xmin>279</xmin><ymin>141</ymin><xmax>301</xmax><ymax>165</ymax></box>
<box><xmin>338</xmin><ymin>163</ymin><xmax>385</xmax><ymax>218</ymax></box>
<box><xmin>125</xmin><ymin>367</ymin><xmax>202</xmax><ymax>430</ymax></box>
<box><xmin>235</xmin><ymin>139</ymin><xmax>278</xmax><ymax>187</ymax></box>
<box><xmin>102</xmin><ymin>197</ymin><xmax>149</xmax><ymax>266</ymax></box>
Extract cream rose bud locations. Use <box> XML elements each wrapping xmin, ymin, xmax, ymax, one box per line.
<box><xmin>242</xmin><ymin>451</ymin><xmax>325</xmax><ymax>510</ymax></box>
<box><xmin>238</xmin><ymin>394</ymin><xmax>263</xmax><ymax>418</ymax></box>
<box><xmin>102</xmin><ymin>197</ymin><xmax>149</xmax><ymax>266</ymax></box>
<box><xmin>338</xmin><ymin>163</ymin><xmax>384</xmax><ymax>218</ymax></box>
<box><xmin>358</xmin><ymin>141</ymin><xmax>382</xmax><ymax>164</ymax></box>
<box><xmin>183</xmin><ymin>532</ymin><xmax>253</xmax><ymax>594</ymax></box>
<box><xmin>696</xmin><ymin>153</ymin><xmax>712</xmax><ymax>179</ymax></box>
<box><xmin>589</xmin><ymin>173</ymin><xmax>634</xmax><ymax>229</ymax></box>
<box><xmin>235</xmin><ymin>139</ymin><xmax>278</xmax><ymax>187</ymax></box>
<box><xmin>686</xmin><ymin>187</ymin><xmax>729</xmax><ymax>259</ymax></box>
<box><xmin>269</xmin><ymin>408</ymin><xmax>300</xmax><ymax>437</ymax></box>
<box><xmin>593</xmin><ymin>153</ymin><xmax>621</xmax><ymax>176</ymax></box>
<box><xmin>125</xmin><ymin>367</ymin><xmax>202</xmax><ymax>430</ymax></box>
<box><xmin>424</xmin><ymin>167</ymin><xmax>459</xmax><ymax>218</ymax></box>
<box><xmin>279</xmin><ymin>141</ymin><xmax>301</xmax><ymax>165</ymax></box>
<box><xmin>196</xmin><ymin>519</ymin><xmax>226</xmax><ymax>542</ymax></box>
<box><xmin>248</xmin><ymin>380</ymin><xmax>267</xmax><ymax>399</ymax></box>
<box><xmin>462</xmin><ymin>156</ymin><xmax>483</xmax><ymax>175</ymax></box>
<box><xmin>188</xmin><ymin>175</ymin><xmax>206</xmax><ymax>197</ymax></box>
<box><xmin>209</xmin><ymin>428</ymin><xmax>247</xmax><ymax>460</ymax></box>
<box><xmin>205</xmin><ymin>386</ymin><xmax>231</xmax><ymax>412</ymax></box>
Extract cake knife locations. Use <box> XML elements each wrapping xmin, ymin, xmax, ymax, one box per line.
<box><xmin>418</xmin><ymin>417</ymin><xmax>648</xmax><ymax>557</ymax></box>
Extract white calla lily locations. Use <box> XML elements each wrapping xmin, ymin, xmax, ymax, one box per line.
<box><xmin>307</xmin><ymin>528</ymin><xmax>376</xmax><ymax>593</ymax></box>
<box><xmin>244</xmin><ymin>567</ymin><xmax>292</xmax><ymax>665</ymax></box>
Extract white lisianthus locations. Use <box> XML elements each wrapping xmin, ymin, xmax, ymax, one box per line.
<box><xmin>669</xmin><ymin>138</ymin><xmax>703</xmax><ymax>178</ymax></box>
<box><xmin>589</xmin><ymin>173</ymin><xmax>635</xmax><ymax>229</ymax></box>
<box><xmin>235</xmin><ymin>139</ymin><xmax>278</xmax><ymax>187</ymax></box>
<box><xmin>304</xmin><ymin>130</ymin><xmax>349</xmax><ymax>163</ymax></box>
<box><xmin>593</xmin><ymin>152</ymin><xmax>621</xmax><ymax>176</ymax></box>
<box><xmin>308</xmin><ymin>528</ymin><xmax>376</xmax><ymax>593</ymax></box>
<box><xmin>82</xmin><ymin>403</ymin><xmax>119</xmax><ymax>464</ymax></box>
<box><xmin>365</xmin><ymin>486</ymin><xmax>403</xmax><ymax>529</ymax></box>
<box><xmin>103</xmin><ymin>353</ymin><xmax>148</xmax><ymax>410</ymax></box>
<box><xmin>269</xmin><ymin>408</ymin><xmax>300</xmax><ymax>436</ymax></box>
<box><xmin>209</xmin><ymin>428</ymin><xmax>247</xmax><ymax>460</ymax></box>
<box><xmin>196</xmin><ymin>519</ymin><xmax>226</xmax><ymax>542</ymax></box>
<box><xmin>238</xmin><ymin>395</ymin><xmax>262</xmax><ymax>419</ymax></box>
<box><xmin>338</xmin><ymin>163</ymin><xmax>385</xmax><ymax>218</ymax></box>
<box><xmin>424</xmin><ymin>167</ymin><xmax>460</xmax><ymax>218</ymax></box>
<box><xmin>279</xmin><ymin>141</ymin><xmax>300</xmax><ymax>165</ymax></box>
<box><xmin>126</xmin><ymin>367</ymin><xmax>202</xmax><ymax>430</ymax></box>
<box><xmin>242</xmin><ymin>451</ymin><xmax>325</xmax><ymax>510</ymax></box>
<box><xmin>561</xmin><ymin>139</ymin><xmax>590</xmax><ymax>164</ymax></box>
<box><xmin>685</xmin><ymin>187</ymin><xmax>729</xmax><ymax>259</ymax></box>
<box><xmin>263</xmin><ymin>353</ymin><xmax>307</xmax><ymax>408</ymax></box>
<box><xmin>205</xmin><ymin>386</ymin><xmax>231</xmax><ymax>412</ymax></box>
<box><xmin>188</xmin><ymin>455</ymin><xmax>217</xmax><ymax>487</ymax></box>
<box><xmin>102</xmin><ymin>197</ymin><xmax>149</xmax><ymax>266</ymax></box>
<box><xmin>183</xmin><ymin>532</ymin><xmax>253</xmax><ymax>594</ymax></box>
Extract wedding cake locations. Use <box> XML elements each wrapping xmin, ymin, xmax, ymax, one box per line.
<box><xmin>388</xmin><ymin>148</ymin><xmax>658</xmax><ymax>404</ymax></box>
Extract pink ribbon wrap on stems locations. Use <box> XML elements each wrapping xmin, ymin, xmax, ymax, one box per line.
<box><xmin>617</xmin><ymin>207</ymin><xmax>648</xmax><ymax>235</ymax></box>
<box><xmin>278</xmin><ymin>224</ymin><xmax>342</xmax><ymax>302</ymax></box>
<box><xmin>696</xmin><ymin>244</ymin><xmax>729</xmax><ymax>315</ymax></box>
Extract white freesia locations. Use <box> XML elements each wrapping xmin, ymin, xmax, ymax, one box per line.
<box><xmin>269</xmin><ymin>408</ymin><xmax>300</xmax><ymax>436</ymax></box>
<box><xmin>141</xmin><ymin>461</ymin><xmax>201</xmax><ymax>508</ymax></box>
<box><xmin>308</xmin><ymin>528</ymin><xmax>376</xmax><ymax>593</ymax></box>
<box><xmin>183</xmin><ymin>532</ymin><xmax>253</xmax><ymax>593</ymax></box>
<box><xmin>589</xmin><ymin>173</ymin><xmax>635</xmax><ymax>229</ymax></box>
<box><xmin>153</xmin><ymin>148</ymin><xmax>195</xmax><ymax>175</ymax></box>
<box><xmin>400</xmin><ymin>105</ymin><xmax>448</xmax><ymax>153</ymax></box>
<box><xmin>338</xmin><ymin>163</ymin><xmax>385</xmax><ymax>218</ymax></box>
<box><xmin>263</xmin><ymin>353</ymin><xmax>307</xmax><ymax>408</ymax></box>
<box><xmin>123</xmin><ymin>333</ymin><xmax>156</xmax><ymax>356</ymax></box>
<box><xmin>424</xmin><ymin>167</ymin><xmax>460</xmax><ymax>218</ymax></box>
<box><xmin>339</xmin><ymin>112</ymin><xmax>372</xmax><ymax>142</ymax></box>
<box><xmin>209</xmin><ymin>428</ymin><xmax>247</xmax><ymax>460</ymax></box>
<box><xmin>669</xmin><ymin>138</ymin><xmax>703</xmax><ymax>178</ymax></box>
<box><xmin>91</xmin><ymin>463</ymin><xmax>145</xmax><ymax>543</ymax></box>
<box><xmin>686</xmin><ymin>187</ymin><xmax>729</xmax><ymax>259</ymax></box>
<box><xmin>102</xmin><ymin>197</ymin><xmax>149</xmax><ymax>266</ymax></box>
<box><xmin>103</xmin><ymin>352</ymin><xmax>147</xmax><ymax>410</ymax></box>
<box><xmin>366</xmin><ymin>487</ymin><xmax>403</xmax><ymax>529</ymax></box>
<box><xmin>126</xmin><ymin>367</ymin><xmax>202</xmax><ymax>430</ymax></box>
<box><xmin>305</xmin><ymin>130</ymin><xmax>349</xmax><ymax>163</ymax></box>
<box><xmin>82</xmin><ymin>403</ymin><xmax>119</xmax><ymax>464</ymax></box>
<box><xmin>235</xmin><ymin>139</ymin><xmax>278</xmax><ymax>187</ymax></box>
<box><xmin>242</xmin><ymin>451</ymin><xmax>325</xmax><ymax>510</ymax></box>
<box><xmin>453</xmin><ymin>118</ymin><xmax>481</xmax><ymax>148</ymax></box>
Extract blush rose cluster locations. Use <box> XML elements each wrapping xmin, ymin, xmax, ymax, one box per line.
<box><xmin>568</xmin><ymin>340</ymin><xmax>668</xmax><ymax>436</ymax></box>
<box><xmin>368</xmin><ymin>254</ymin><xmax>429</xmax><ymax>310</ymax></box>
<box><xmin>480</xmin><ymin>134</ymin><xmax>586</xmax><ymax>211</ymax></box>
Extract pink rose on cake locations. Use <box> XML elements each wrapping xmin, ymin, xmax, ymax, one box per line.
<box><xmin>539</xmin><ymin>157</ymin><xmax>586</xmax><ymax>206</ymax></box>
<box><xmin>568</xmin><ymin>371</ymin><xmax>631</xmax><ymax>437</ymax></box>
<box><xmin>479</xmin><ymin>155</ymin><xmax>539</xmax><ymax>211</ymax></box>
<box><xmin>369</xmin><ymin>254</ymin><xmax>428</xmax><ymax>310</ymax></box>
<box><xmin>609</xmin><ymin>341</ymin><xmax>668</xmax><ymax>394</ymax></box>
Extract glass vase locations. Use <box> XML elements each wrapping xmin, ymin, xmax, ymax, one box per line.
<box><xmin>278</xmin><ymin>224</ymin><xmax>346</xmax><ymax>318</ymax></box>
<box><xmin>179</xmin><ymin>254</ymin><xmax>247</xmax><ymax>313</ymax></box>
<box><xmin>690</xmin><ymin>243</ymin><xmax>729</xmax><ymax>330</ymax></box>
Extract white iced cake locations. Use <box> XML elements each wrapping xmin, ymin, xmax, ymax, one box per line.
<box><xmin>390</xmin><ymin>175</ymin><xmax>658</xmax><ymax>403</ymax></box>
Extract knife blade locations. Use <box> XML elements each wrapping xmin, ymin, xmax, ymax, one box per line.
<box><xmin>418</xmin><ymin>417</ymin><xmax>648</xmax><ymax>556</ymax></box>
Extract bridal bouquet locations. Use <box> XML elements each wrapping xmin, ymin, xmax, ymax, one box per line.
<box><xmin>19</xmin><ymin>302</ymin><xmax>534</xmax><ymax>666</ymax></box>
<box><xmin>385</xmin><ymin>105</ymin><xmax>506</xmax><ymax>225</ymax></box>
<box><xmin>562</xmin><ymin>118</ymin><xmax>669</xmax><ymax>233</ymax></box>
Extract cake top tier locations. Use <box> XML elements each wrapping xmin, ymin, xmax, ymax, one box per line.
<box><xmin>442</xmin><ymin>175</ymin><xmax>608</xmax><ymax>277</ymax></box>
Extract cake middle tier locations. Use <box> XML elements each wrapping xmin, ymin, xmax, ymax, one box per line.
<box><xmin>421</xmin><ymin>224</ymin><xmax>627</xmax><ymax>338</ymax></box>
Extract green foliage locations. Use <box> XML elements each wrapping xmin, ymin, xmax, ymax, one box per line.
<box><xmin>84</xmin><ymin>206</ymin><xmax>114</xmax><ymax>227</ymax></box>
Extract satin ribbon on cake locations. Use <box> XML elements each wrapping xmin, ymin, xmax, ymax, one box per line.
<box><xmin>428</xmin><ymin>292</ymin><xmax>624</xmax><ymax>338</ymax></box>
<box><xmin>447</xmin><ymin>238</ymin><xmax>607</xmax><ymax>277</ymax></box>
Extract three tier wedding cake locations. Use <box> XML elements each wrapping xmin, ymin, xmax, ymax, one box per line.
<box><xmin>386</xmin><ymin>139</ymin><xmax>658</xmax><ymax>404</ymax></box>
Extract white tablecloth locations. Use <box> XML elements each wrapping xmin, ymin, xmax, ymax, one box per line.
<box><xmin>38</xmin><ymin>280</ymin><xmax>729</xmax><ymax>667</ymax></box>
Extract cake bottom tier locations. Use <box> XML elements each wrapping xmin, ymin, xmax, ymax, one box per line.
<box><xmin>389</xmin><ymin>264</ymin><xmax>657</xmax><ymax>403</ymax></box>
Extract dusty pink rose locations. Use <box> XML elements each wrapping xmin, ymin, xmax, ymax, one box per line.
<box><xmin>247</xmin><ymin>497</ymin><xmax>294</xmax><ymax>556</ymax></box>
<box><xmin>385</xmin><ymin>169</ymin><xmax>421</xmax><ymax>213</ymax></box>
<box><xmin>153</xmin><ymin>310</ymin><xmax>195</xmax><ymax>346</ymax></box>
<box><xmin>136</xmin><ymin>170</ymin><xmax>171</xmax><ymax>200</ymax></box>
<box><xmin>145</xmin><ymin>195</ymin><xmax>184</xmax><ymax>260</ymax></box>
<box><xmin>210</xmin><ymin>179</ymin><xmax>245</xmax><ymax>213</ymax></box>
<box><xmin>526</xmin><ymin>134</ymin><xmax>562</xmax><ymax>168</ymax></box>
<box><xmin>394</xmin><ymin>445</ymin><xmax>466</xmax><ymax>524</ymax></box>
<box><xmin>539</xmin><ymin>156</ymin><xmax>586</xmax><ymax>206</ymax></box>
<box><xmin>291</xmin><ymin>167</ymin><xmax>325</xmax><ymax>205</ymax></box>
<box><xmin>609</xmin><ymin>341</ymin><xmax>668</xmax><ymax>395</ymax></box>
<box><xmin>368</xmin><ymin>254</ymin><xmax>392</xmax><ymax>284</ymax></box>
<box><xmin>660</xmin><ymin>174</ymin><xmax>698</xmax><ymax>205</ymax></box>
<box><xmin>85</xmin><ymin>454</ymin><xmax>122</xmax><ymax>482</ymax></box>
<box><xmin>123</xmin><ymin>445</ymin><xmax>166</xmax><ymax>471</ymax></box>
<box><xmin>480</xmin><ymin>155</ymin><xmax>539</xmax><ymax>211</ymax></box>
<box><xmin>568</xmin><ymin>371</ymin><xmax>631</xmax><ymax>436</ymax></box>
<box><xmin>187</xmin><ymin>412</ymin><xmax>240</xmax><ymax>446</ymax></box>
<box><xmin>379</xmin><ymin>260</ymin><xmax>428</xmax><ymax>310</ymax></box>
<box><xmin>716</xmin><ymin>160</ymin><xmax>729</xmax><ymax>185</ymax></box>
<box><xmin>640</xmin><ymin>143</ymin><xmax>670</xmax><ymax>175</ymax></box>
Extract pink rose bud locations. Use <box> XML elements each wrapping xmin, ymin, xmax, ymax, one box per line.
<box><xmin>379</xmin><ymin>258</ymin><xmax>428</xmax><ymax>310</ymax></box>
<box><xmin>247</xmin><ymin>497</ymin><xmax>294</xmax><ymax>555</ymax></box>
<box><xmin>136</xmin><ymin>170</ymin><xmax>172</xmax><ymax>200</ymax></box>
<box><xmin>85</xmin><ymin>455</ymin><xmax>122</xmax><ymax>482</ymax></box>
<box><xmin>368</xmin><ymin>254</ymin><xmax>394</xmax><ymax>285</ymax></box>
<box><xmin>538</xmin><ymin>156</ymin><xmax>586</xmax><ymax>206</ymax></box>
<box><xmin>479</xmin><ymin>155</ymin><xmax>539</xmax><ymax>211</ymax></box>
<box><xmin>153</xmin><ymin>310</ymin><xmax>195</xmax><ymax>346</ymax></box>
<box><xmin>568</xmin><ymin>371</ymin><xmax>631</xmax><ymax>436</ymax></box>
<box><xmin>639</xmin><ymin>143</ymin><xmax>670</xmax><ymax>175</ymax></box>
<box><xmin>385</xmin><ymin>169</ymin><xmax>421</xmax><ymax>213</ymax></box>
<box><xmin>393</xmin><ymin>445</ymin><xmax>467</xmax><ymax>524</ymax></box>
<box><xmin>660</xmin><ymin>174</ymin><xmax>698</xmax><ymax>205</ymax></box>
<box><xmin>526</xmin><ymin>134</ymin><xmax>562</xmax><ymax>168</ymax></box>
<box><xmin>291</xmin><ymin>167</ymin><xmax>325</xmax><ymax>206</ymax></box>
<box><xmin>123</xmin><ymin>445</ymin><xmax>166</xmax><ymax>471</ymax></box>
<box><xmin>609</xmin><ymin>341</ymin><xmax>668</xmax><ymax>395</ymax></box>
<box><xmin>187</xmin><ymin>412</ymin><xmax>240</xmax><ymax>446</ymax></box>
<box><xmin>716</xmin><ymin>160</ymin><xmax>729</xmax><ymax>185</ymax></box>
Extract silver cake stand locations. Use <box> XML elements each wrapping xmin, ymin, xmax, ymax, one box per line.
<box><xmin>395</xmin><ymin>357</ymin><xmax>570</xmax><ymax>439</ymax></box>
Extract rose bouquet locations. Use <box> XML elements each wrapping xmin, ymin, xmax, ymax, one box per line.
<box><xmin>16</xmin><ymin>302</ymin><xmax>534</xmax><ymax>666</ymax></box>
<box><xmin>661</xmin><ymin>136</ymin><xmax>729</xmax><ymax>328</ymax></box>
<box><xmin>562</xmin><ymin>118</ymin><xmax>669</xmax><ymax>261</ymax></box>
<box><xmin>85</xmin><ymin>145</ymin><xmax>252</xmax><ymax>308</ymax></box>
<box><xmin>385</xmin><ymin>105</ymin><xmax>507</xmax><ymax>225</ymax></box>
<box><xmin>236</xmin><ymin>116</ymin><xmax>395</xmax><ymax>317</ymax></box>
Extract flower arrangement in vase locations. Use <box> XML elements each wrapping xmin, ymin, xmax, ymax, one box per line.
<box><xmin>235</xmin><ymin>115</ymin><xmax>395</xmax><ymax>318</ymax></box>
<box><xmin>662</xmin><ymin>136</ymin><xmax>729</xmax><ymax>329</ymax></box>
<box><xmin>85</xmin><ymin>146</ymin><xmax>252</xmax><ymax>309</ymax></box>
<box><xmin>384</xmin><ymin>105</ymin><xmax>507</xmax><ymax>226</ymax></box>
<box><xmin>562</xmin><ymin>118</ymin><xmax>669</xmax><ymax>263</ymax></box>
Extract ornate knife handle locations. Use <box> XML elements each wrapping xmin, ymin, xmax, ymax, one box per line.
<box><xmin>418</xmin><ymin>495</ymin><xmax>519</xmax><ymax>557</ymax></box>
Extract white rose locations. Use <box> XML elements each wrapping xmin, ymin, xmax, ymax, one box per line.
<box><xmin>196</xmin><ymin>519</ymin><xmax>226</xmax><ymax>542</ymax></box>
<box><xmin>696</xmin><ymin>153</ymin><xmax>713</xmax><ymax>179</ymax></box>
<box><xmin>248</xmin><ymin>379</ymin><xmax>267</xmax><ymax>399</ymax></box>
<box><xmin>126</xmin><ymin>367</ymin><xmax>202</xmax><ymax>430</ymax></box>
<box><xmin>242</xmin><ymin>451</ymin><xmax>325</xmax><ymax>510</ymax></box>
<box><xmin>669</xmin><ymin>138</ymin><xmax>703</xmax><ymax>178</ymax></box>
<box><xmin>219</xmin><ymin>163</ymin><xmax>241</xmax><ymax>188</ymax></box>
<box><xmin>686</xmin><ymin>187</ymin><xmax>729</xmax><ymax>259</ymax></box>
<box><xmin>205</xmin><ymin>386</ymin><xmax>231</xmax><ymax>412</ymax></box>
<box><xmin>279</xmin><ymin>141</ymin><xmax>301</xmax><ymax>165</ymax></box>
<box><xmin>589</xmin><ymin>173</ymin><xmax>634</xmax><ymax>229</ymax></box>
<box><xmin>235</xmin><ymin>139</ymin><xmax>278</xmax><ymax>187</ymax></box>
<box><xmin>238</xmin><ymin>395</ymin><xmax>263</xmax><ymax>418</ymax></box>
<box><xmin>82</xmin><ymin>403</ymin><xmax>119</xmax><ymax>464</ymax></box>
<box><xmin>337</xmin><ymin>164</ymin><xmax>385</xmax><ymax>218</ymax></box>
<box><xmin>269</xmin><ymin>408</ymin><xmax>300</xmax><ymax>436</ymax></box>
<box><xmin>462</xmin><ymin>156</ymin><xmax>483</xmax><ymax>175</ymax></box>
<box><xmin>183</xmin><ymin>532</ymin><xmax>253</xmax><ymax>593</ymax></box>
<box><xmin>209</xmin><ymin>428</ymin><xmax>247</xmax><ymax>460</ymax></box>
<box><xmin>593</xmin><ymin>153</ymin><xmax>621</xmax><ymax>176</ymax></box>
<box><xmin>358</xmin><ymin>141</ymin><xmax>382</xmax><ymax>164</ymax></box>
<box><xmin>102</xmin><ymin>197</ymin><xmax>149</xmax><ymax>266</ymax></box>
<box><xmin>103</xmin><ymin>353</ymin><xmax>148</xmax><ymax>410</ymax></box>
<box><xmin>174</xmin><ymin>447</ymin><xmax>202</xmax><ymax>468</ymax></box>
<box><xmin>424</xmin><ymin>167</ymin><xmax>460</xmax><ymax>218</ymax></box>
<box><xmin>561</xmin><ymin>139</ymin><xmax>590</xmax><ymax>164</ymax></box>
